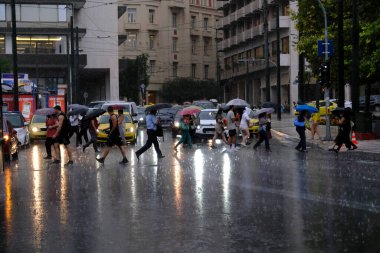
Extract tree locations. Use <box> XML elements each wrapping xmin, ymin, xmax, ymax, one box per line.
<box><xmin>160</xmin><ymin>78</ymin><xmax>222</xmax><ymax>104</ymax></box>
<box><xmin>293</xmin><ymin>0</ymin><xmax>380</xmax><ymax>87</ymax></box>
<box><xmin>119</xmin><ymin>54</ymin><xmax>149</xmax><ymax>103</ymax></box>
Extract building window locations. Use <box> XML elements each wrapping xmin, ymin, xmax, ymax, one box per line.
<box><xmin>209</xmin><ymin>0</ymin><xmax>213</xmax><ymax>7</ymax></box>
<box><xmin>191</xmin><ymin>39</ymin><xmax>196</xmax><ymax>54</ymax></box>
<box><xmin>0</xmin><ymin>4</ymin><xmax>5</xmax><ymax>21</ymax></box>
<box><xmin>149</xmin><ymin>60</ymin><xmax>156</xmax><ymax>75</ymax></box>
<box><xmin>191</xmin><ymin>16</ymin><xmax>196</xmax><ymax>29</ymax></box>
<box><xmin>204</xmin><ymin>65</ymin><xmax>209</xmax><ymax>79</ymax></box>
<box><xmin>126</xmin><ymin>32</ymin><xmax>137</xmax><ymax>48</ymax></box>
<box><xmin>149</xmin><ymin>9</ymin><xmax>154</xmax><ymax>24</ymax></box>
<box><xmin>190</xmin><ymin>0</ymin><xmax>195</xmax><ymax>4</ymax></box>
<box><xmin>282</xmin><ymin>3</ymin><xmax>290</xmax><ymax>16</ymax></box>
<box><xmin>172</xmin><ymin>38</ymin><xmax>177</xmax><ymax>52</ymax></box>
<box><xmin>203</xmin><ymin>39</ymin><xmax>209</xmax><ymax>56</ymax></box>
<box><xmin>0</xmin><ymin>35</ymin><xmax>5</xmax><ymax>53</ymax></box>
<box><xmin>127</xmin><ymin>8</ymin><xmax>137</xmax><ymax>23</ymax></box>
<box><xmin>149</xmin><ymin>35</ymin><xmax>155</xmax><ymax>50</ymax></box>
<box><xmin>203</xmin><ymin>18</ymin><xmax>208</xmax><ymax>31</ymax></box>
<box><xmin>281</xmin><ymin>36</ymin><xmax>289</xmax><ymax>54</ymax></box>
<box><xmin>16</xmin><ymin>35</ymin><xmax>66</xmax><ymax>54</ymax></box>
<box><xmin>201</xmin><ymin>0</ymin><xmax>207</xmax><ymax>6</ymax></box>
<box><xmin>172</xmin><ymin>13</ymin><xmax>177</xmax><ymax>28</ymax></box>
<box><xmin>191</xmin><ymin>64</ymin><xmax>196</xmax><ymax>78</ymax></box>
<box><xmin>173</xmin><ymin>62</ymin><xmax>178</xmax><ymax>77</ymax></box>
<box><xmin>254</xmin><ymin>46</ymin><xmax>264</xmax><ymax>59</ymax></box>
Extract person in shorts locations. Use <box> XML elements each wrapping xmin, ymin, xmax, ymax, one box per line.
<box><xmin>226</xmin><ymin>105</ymin><xmax>238</xmax><ymax>152</ymax></box>
<box><xmin>52</xmin><ymin>105</ymin><xmax>74</xmax><ymax>166</ymax></box>
<box><xmin>96</xmin><ymin>106</ymin><xmax>128</xmax><ymax>164</ymax></box>
<box><xmin>211</xmin><ymin>108</ymin><xmax>227</xmax><ymax>148</ymax></box>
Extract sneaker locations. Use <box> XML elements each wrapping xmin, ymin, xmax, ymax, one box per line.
<box><xmin>299</xmin><ymin>149</ymin><xmax>308</xmax><ymax>153</ymax></box>
<box><xmin>65</xmin><ymin>160</ymin><xmax>74</xmax><ymax>166</ymax></box>
<box><xmin>76</xmin><ymin>145</ymin><xmax>82</xmax><ymax>149</ymax></box>
<box><xmin>135</xmin><ymin>152</ymin><xmax>140</xmax><ymax>161</ymax></box>
<box><xmin>157</xmin><ymin>155</ymin><xmax>165</xmax><ymax>159</ymax></box>
<box><xmin>52</xmin><ymin>160</ymin><xmax>60</xmax><ymax>164</ymax></box>
<box><xmin>43</xmin><ymin>156</ymin><xmax>52</xmax><ymax>160</ymax></box>
<box><xmin>119</xmin><ymin>158</ymin><xmax>129</xmax><ymax>164</ymax></box>
<box><xmin>82</xmin><ymin>146</ymin><xmax>86</xmax><ymax>152</ymax></box>
<box><xmin>96</xmin><ymin>157</ymin><xmax>105</xmax><ymax>164</ymax></box>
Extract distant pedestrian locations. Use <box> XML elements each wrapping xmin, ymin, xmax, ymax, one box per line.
<box><xmin>44</xmin><ymin>114</ymin><xmax>58</xmax><ymax>160</ymax></box>
<box><xmin>211</xmin><ymin>108</ymin><xmax>228</xmax><ymax>148</ymax></box>
<box><xmin>253</xmin><ymin>113</ymin><xmax>270</xmax><ymax>151</ymax></box>
<box><xmin>78</xmin><ymin>112</ymin><xmax>89</xmax><ymax>146</ymax></box>
<box><xmin>82</xmin><ymin>116</ymin><xmax>99</xmax><ymax>153</ymax></box>
<box><xmin>226</xmin><ymin>105</ymin><xmax>238</xmax><ymax>152</ymax></box>
<box><xmin>174</xmin><ymin>115</ymin><xmax>192</xmax><ymax>151</ymax></box>
<box><xmin>239</xmin><ymin>107</ymin><xmax>251</xmax><ymax>146</ymax></box>
<box><xmin>135</xmin><ymin>110</ymin><xmax>165</xmax><ymax>160</ymax></box>
<box><xmin>310</xmin><ymin>112</ymin><xmax>321</xmax><ymax>140</ymax></box>
<box><xmin>52</xmin><ymin>105</ymin><xmax>74</xmax><ymax>165</ymax></box>
<box><xmin>117</xmin><ymin>109</ymin><xmax>127</xmax><ymax>146</ymax></box>
<box><xmin>96</xmin><ymin>106</ymin><xmax>128</xmax><ymax>164</ymax></box>
<box><xmin>294</xmin><ymin>110</ymin><xmax>307</xmax><ymax>152</ymax></box>
<box><xmin>68</xmin><ymin>113</ymin><xmax>80</xmax><ymax>146</ymax></box>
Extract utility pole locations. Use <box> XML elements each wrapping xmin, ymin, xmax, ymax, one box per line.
<box><xmin>215</xmin><ymin>29</ymin><xmax>222</xmax><ymax>102</ymax></box>
<box><xmin>75</xmin><ymin>27</ymin><xmax>80</xmax><ymax>103</ymax></box>
<box><xmin>298</xmin><ymin>30</ymin><xmax>305</xmax><ymax>104</ymax></box>
<box><xmin>337</xmin><ymin>0</ymin><xmax>344</xmax><ymax>108</ymax></box>
<box><xmin>11</xmin><ymin>0</ymin><xmax>19</xmax><ymax>111</ymax></box>
<box><xmin>317</xmin><ymin>0</ymin><xmax>331</xmax><ymax>140</ymax></box>
<box><xmin>263</xmin><ymin>0</ymin><xmax>270</xmax><ymax>102</ymax></box>
<box><xmin>276</xmin><ymin>3</ymin><xmax>281</xmax><ymax>120</ymax></box>
<box><xmin>70</xmin><ymin>16</ymin><xmax>75</xmax><ymax>103</ymax></box>
<box><xmin>351</xmin><ymin>0</ymin><xmax>359</xmax><ymax>113</ymax></box>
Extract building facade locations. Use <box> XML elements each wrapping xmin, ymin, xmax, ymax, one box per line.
<box><xmin>218</xmin><ymin>0</ymin><xmax>298</xmax><ymax>107</ymax></box>
<box><xmin>118</xmin><ymin>0</ymin><xmax>222</xmax><ymax>104</ymax></box>
<box><xmin>0</xmin><ymin>0</ymin><xmax>119</xmax><ymax>105</ymax></box>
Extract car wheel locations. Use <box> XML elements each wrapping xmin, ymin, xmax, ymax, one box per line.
<box><xmin>12</xmin><ymin>151</ymin><xmax>18</xmax><ymax>160</ymax></box>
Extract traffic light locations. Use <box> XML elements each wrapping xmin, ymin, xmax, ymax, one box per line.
<box><xmin>319</xmin><ymin>62</ymin><xmax>330</xmax><ymax>87</ymax></box>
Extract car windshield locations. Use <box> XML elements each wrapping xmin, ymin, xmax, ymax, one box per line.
<box><xmin>193</xmin><ymin>102</ymin><xmax>215</xmax><ymax>109</ymax></box>
<box><xmin>137</xmin><ymin>107</ymin><xmax>145</xmax><ymax>114</ymax></box>
<box><xmin>158</xmin><ymin>108</ymin><xmax>174</xmax><ymax>116</ymax></box>
<box><xmin>102</xmin><ymin>104</ymin><xmax>131</xmax><ymax>113</ymax></box>
<box><xmin>4</xmin><ymin>114</ymin><xmax>23</xmax><ymax>127</ymax></box>
<box><xmin>32</xmin><ymin>115</ymin><xmax>46</xmax><ymax>123</ymax></box>
<box><xmin>88</xmin><ymin>102</ymin><xmax>104</xmax><ymax>109</ymax></box>
<box><xmin>99</xmin><ymin>114</ymin><xmax>131</xmax><ymax>124</ymax></box>
<box><xmin>199</xmin><ymin>111</ymin><xmax>217</xmax><ymax>120</ymax></box>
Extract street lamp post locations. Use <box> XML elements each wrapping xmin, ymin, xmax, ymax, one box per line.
<box><xmin>276</xmin><ymin>3</ymin><xmax>281</xmax><ymax>120</ymax></box>
<box><xmin>11</xmin><ymin>0</ymin><xmax>19</xmax><ymax>111</ymax></box>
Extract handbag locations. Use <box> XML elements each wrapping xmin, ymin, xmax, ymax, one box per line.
<box><xmin>156</xmin><ymin>124</ymin><xmax>163</xmax><ymax>137</ymax></box>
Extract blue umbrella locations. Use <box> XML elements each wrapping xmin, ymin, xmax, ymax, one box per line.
<box><xmin>295</xmin><ymin>104</ymin><xmax>318</xmax><ymax>113</ymax></box>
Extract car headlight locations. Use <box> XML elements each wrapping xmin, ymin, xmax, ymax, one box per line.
<box><xmin>139</xmin><ymin>117</ymin><xmax>144</xmax><ymax>121</ymax></box>
<box><xmin>129</xmin><ymin>127</ymin><xmax>134</xmax><ymax>133</ymax></box>
<box><xmin>32</xmin><ymin>127</ymin><xmax>38</xmax><ymax>132</ymax></box>
<box><xmin>197</xmin><ymin>125</ymin><xmax>200</xmax><ymax>130</ymax></box>
<box><xmin>174</xmin><ymin>122</ymin><xmax>179</xmax><ymax>127</ymax></box>
<box><xmin>3</xmin><ymin>134</ymin><xmax>9</xmax><ymax>142</ymax></box>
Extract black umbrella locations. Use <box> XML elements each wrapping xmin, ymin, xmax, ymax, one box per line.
<box><xmin>84</xmin><ymin>108</ymin><xmax>106</xmax><ymax>120</ymax></box>
<box><xmin>261</xmin><ymin>101</ymin><xmax>276</xmax><ymax>108</ymax></box>
<box><xmin>332</xmin><ymin>107</ymin><xmax>345</xmax><ymax>116</ymax></box>
<box><xmin>68</xmin><ymin>104</ymin><xmax>88</xmax><ymax>110</ymax></box>
<box><xmin>146</xmin><ymin>103</ymin><xmax>172</xmax><ymax>112</ymax></box>
<box><xmin>68</xmin><ymin>107</ymin><xmax>88</xmax><ymax>116</ymax></box>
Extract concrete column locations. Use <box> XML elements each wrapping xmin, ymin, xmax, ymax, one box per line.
<box><xmin>5</xmin><ymin>35</ymin><xmax>12</xmax><ymax>54</ymax></box>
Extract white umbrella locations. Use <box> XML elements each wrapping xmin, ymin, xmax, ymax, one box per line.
<box><xmin>252</xmin><ymin>108</ymin><xmax>274</xmax><ymax>117</ymax></box>
<box><xmin>226</xmin><ymin>98</ymin><xmax>250</xmax><ymax>107</ymax></box>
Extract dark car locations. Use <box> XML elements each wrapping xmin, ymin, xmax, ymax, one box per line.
<box><xmin>158</xmin><ymin>106</ymin><xmax>183</xmax><ymax>128</ymax></box>
<box><xmin>171</xmin><ymin>110</ymin><xmax>183</xmax><ymax>138</ymax></box>
<box><xmin>359</xmin><ymin>95</ymin><xmax>380</xmax><ymax>111</ymax></box>
<box><xmin>192</xmin><ymin>100</ymin><xmax>216</xmax><ymax>109</ymax></box>
<box><xmin>2</xmin><ymin>119</ymin><xmax>19</xmax><ymax>161</ymax></box>
<box><xmin>137</xmin><ymin>106</ymin><xmax>146</xmax><ymax>126</ymax></box>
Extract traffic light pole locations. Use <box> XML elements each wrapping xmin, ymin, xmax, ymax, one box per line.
<box><xmin>317</xmin><ymin>0</ymin><xmax>332</xmax><ymax>141</ymax></box>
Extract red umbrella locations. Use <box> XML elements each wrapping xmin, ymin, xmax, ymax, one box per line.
<box><xmin>179</xmin><ymin>106</ymin><xmax>202</xmax><ymax>115</ymax></box>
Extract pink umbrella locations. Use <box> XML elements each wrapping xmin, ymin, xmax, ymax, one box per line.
<box><xmin>179</xmin><ymin>106</ymin><xmax>202</xmax><ymax>116</ymax></box>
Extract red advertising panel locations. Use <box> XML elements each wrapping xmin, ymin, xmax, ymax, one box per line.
<box><xmin>2</xmin><ymin>94</ymin><xmax>35</xmax><ymax>122</ymax></box>
<box><xmin>48</xmin><ymin>96</ymin><xmax>66</xmax><ymax>113</ymax></box>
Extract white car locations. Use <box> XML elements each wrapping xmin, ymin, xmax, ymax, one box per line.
<box><xmin>195</xmin><ymin>109</ymin><xmax>219</xmax><ymax>138</ymax></box>
<box><xmin>4</xmin><ymin>112</ymin><xmax>30</xmax><ymax>146</ymax></box>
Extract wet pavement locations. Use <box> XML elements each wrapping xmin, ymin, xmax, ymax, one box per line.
<box><xmin>0</xmin><ymin>129</ymin><xmax>380</xmax><ymax>252</ymax></box>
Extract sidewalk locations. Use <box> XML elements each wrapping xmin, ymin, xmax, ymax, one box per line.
<box><xmin>270</xmin><ymin>113</ymin><xmax>380</xmax><ymax>156</ymax></box>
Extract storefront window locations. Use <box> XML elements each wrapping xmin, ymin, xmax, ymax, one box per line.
<box><xmin>0</xmin><ymin>4</ymin><xmax>6</xmax><ymax>21</ymax></box>
<box><xmin>16</xmin><ymin>35</ymin><xmax>66</xmax><ymax>54</ymax></box>
<box><xmin>15</xmin><ymin>4</ymin><xmax>68</xmax><ymax>22</ymax></box>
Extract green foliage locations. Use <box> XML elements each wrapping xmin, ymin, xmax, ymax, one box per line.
<box><xmin>160</xmin><ymin>78</ymin><xmax>222</xmax><ymax>103</ymax></box>
<box><xmin>293</xmin><ymin>0</ymin><xmax>380</xmax><ymax>86</ymax></box>
<box><xmin>0</xmin><ymin>57</ymin><xmax>11</xmax><ymax>73</ymax></box>
<box><xmin>119</xmin><ymin>54</ymin><xmax>149</xmax><ymax>102</ymax></box>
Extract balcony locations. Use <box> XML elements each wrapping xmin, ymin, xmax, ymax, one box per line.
<box><xmin>167</xmin><ymin>0</ymin><xmax>186</xmax><ymax>9</ymax></box>
<box><xmin>237</xmin><ymin>7</ymin><xmax>246</xmax><ymax>20</ymax></box>
<box><xmin>124</xmin><ymin>22</ymin><xmax>141</xmax><ymax>30</ymax></box>
<box><xmin>252</xmin><ymin>24</ymin><xmax>263</xmax><ymax>38</ymax></box>
<box><xmin>270</xmin><ymin>16</ymin><xmax>291</xmax><ymax>30</ymax></box>
<box><xmin>222</xmin><ymin>15</ymin><xmax>230</xmax><ymax>27</ymax></box>
<box><xmin>202</xmin><ymin>29</ymin><xmax>213</xmax><ymax>38</ymax></box>
<box><xmin>230</xmin><ymin>35</ymin><xmax>237</xmax><ymax>46</ymax></box>
<box><xmin>280</xmin><ymin>54</ymin><xmax>290</xmax><ymax>66</ymax></box>
<box><xmin>237</xmin><ymin>31</ymin><xmax>245</xmax><ymax>44</ymax></box>
<box><xmin>230</xmin><ymin>11</ymin><xmax>237</xmax><ymax>23</ymax></box>
<box><xmin>190</xmin><ymin>28</ymin><xmax>201</xmax><ymax>36</ymax></box>
<box><xmin>247</xmin><ymin>0</ymin><xmax>263</xmax><ymax>14</ymax></box>
<box><xmin>147</xmin><ymin>23</ymin><xmax>159</xmax><ymax>31</ymax></box>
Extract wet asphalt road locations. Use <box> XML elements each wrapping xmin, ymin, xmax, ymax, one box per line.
<box><xmin>0</xmin><ymin>129</ymin><xmax>380</xmax><ymax>253</ymax></box>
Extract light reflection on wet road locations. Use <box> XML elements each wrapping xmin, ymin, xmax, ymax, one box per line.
<box><xmin>0</xmin><ymin>129</ymin><xmax>380</xmax><ymax>252</ymax></box>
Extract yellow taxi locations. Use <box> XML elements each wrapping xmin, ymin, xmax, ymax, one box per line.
<box><xmin>97</xmin><ymin>111</ymin><xmax>138</xmax><ymax>144</ymax></box>
<box><xmin>29</xmin><ymin>114</ymin><xmax>47</xmax><ymax>140</ymax></box>
<box><xmin>306</xmin><ymin>100</ymin><xmax>337</xmax><ymax>116</ymax></box>
<box><xmin>248</xmin><ymin>111</ymin><xmax>259</xmax><ymax>136</ymax></box>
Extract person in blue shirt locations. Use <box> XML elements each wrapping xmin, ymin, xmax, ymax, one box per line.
<box><xmin>135</xmin><ymin>110</ymin><xmax>164</xmax><ymax>160</ymax></box>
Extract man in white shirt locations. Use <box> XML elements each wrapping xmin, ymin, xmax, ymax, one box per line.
<box><xmin>240</xmin><ymin>107</ymin><xmax>251</xmax><ymax>146</ymax></box>
<box><xmin>226</xmin><ymin>105</ymin><xmax>238</xmax><ymax>152</ymax></box>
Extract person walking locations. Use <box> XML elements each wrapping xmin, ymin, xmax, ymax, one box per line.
<box><xmin>310</xmin><ymin>112</ymin><xmax>321</xmax><ymax>140</ymax></box>
<box><xmin>117</xmin><ymin>109</ymin><xmax>127</xmax><ymax>146</ymax></box>
<box><xmin>294</xmin><ymin>110</ymin><xmax>307</xmax><ymax>152</ymax></box>
<box><xmin>52</xmin><ymin>105</ymin><xmax>74</xmax><ymax>165</ymax></box>
<box><xmin>68</xmin><ymin>113</ymin><xmax>80</xmax><ymax>147</ymax></box>
<box><xmin>174</xmin><ymin>115</ymin><xmax>192</xmax><ymax>151</ymax></box>
<box><xmin>226</xmin><ymin>105</ymin><xmax>238</xmax><ymax>152</ymax></box>
<box><xmin>211</xmin><ymin>108</ymin><xmax>228</xmax><ymax>148</ymax></box>
<box><xmin>239</xmin><ymin>107</ymin><xmax>251</xmax><ymax>146</ymax></box>
<box><xmin>96</xmin><ymin>106</ymin><xmax>129</xmax><ymax>164</ymax></box>
<box><xmin>135</xmin><ymin>110</ymin><xmax>165</xmax><ymax>160</ymax></box>
<box><xmin>44</xmin><ymin>114</ymin><xmax>58</xmax><ymax>160</ymax></box>
<box><xmin>82</xmin><ymin>116</ymin><xmax>100</xmax><ymax>153</ymax></box>
<box><xmin>78</xmin><ymin>112</ymin><xmax>89</xmax><ymax>145</ymax></box>
<box><xmin>253</xmin><ymin>113</ymin><xmax>270</xmax><ymax>151</ymax></box>
<box><xmin>329</xmin><ymin>109</ymin><xmax>358</xmax><ymax>153</ymax></box>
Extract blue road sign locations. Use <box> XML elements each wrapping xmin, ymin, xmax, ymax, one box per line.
<box><xmin>318</xmin><ymin>40</ymin><xmax>334</xmax><ymax>57</ymax></box>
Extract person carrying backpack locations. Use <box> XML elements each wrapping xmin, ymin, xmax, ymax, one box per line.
<box><xmin>294</xmin><ymin>110</ymin><xmax>308</xmax><ymax>152</ymax></box>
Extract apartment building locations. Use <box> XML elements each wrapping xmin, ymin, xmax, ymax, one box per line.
<box><xmin>0</xmin><ymin>0</ymin><xmax>119</xmax><ymax>104</ymax></box>
<box><xmin>218</xmin><ymin>0</ymin><xmax>298</xmax><ymax>106</ymax></box>
<box><xmin>118</xmin><ymin>0</ymin><xmax>222</xmax><ymax>103</ymax></box>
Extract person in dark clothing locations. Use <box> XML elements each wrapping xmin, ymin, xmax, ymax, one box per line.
<box><xmin>44</xmin><ymin>114</ymin><xmax>58</xmax><ymax>160</ymax></box>
<box><xmin>78</xmin><ymin>112</ymin><xmax>89</xmax><ymax>145</ymax></box>
<box><xmin>52</xmin><ymin>105</ymin><xmax>74</xmax><ymax>165</ymax></box>
<box><xmin>294</xmin><ymin>110</ymin><xmax>307</xmax><ymax>152</ymax></box>
<box><xmin>82</xmin><ymin>117</ymin><xmax>99</xmax><ymax>153</ymax></box>
<box><xmin>253</xmin><ymin>113</ymin><xmax>270</xmax><ymax>151</ymax></box>
<box><xmin>329</xmin><ymin>109</ymin><xmax>358</xmax><ymax>153</ymax></box>
<box><xmin>96</xmin><ymin>106</ymin><xmax>128</xmax><ymax>164</ymax></box>
<box><xmin>135</xmin><ymin>110</ymin><xmax>164</xmax><ymax>160</ymax></box>
<box><xmin>68</xmin><ymin>114</ymin><xmax>80</xmax><ymax>146</ymax></box>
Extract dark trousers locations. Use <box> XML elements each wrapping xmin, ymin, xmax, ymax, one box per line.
<box><xmin>136</xmin><ymin>129</ymin><xmax>162</xmax><ymax>157</ymax></box>
<box><xmin>83</xmin><ymin>131</ymin><xmax>98</xmax><ymax>151</ymax></box>
<box><xmin>254</xmin><ymin>130</ymin><xmax>270</xmax><ymax>149</ymax></box>
<box><xmin>69</xmin><ymin>125</ymin><xmax>80</xmax><ymax>146</ymax></box>
<box><xmin>78</xmin><ymin>127</ymin><xmax>89</xmax><ymax>145</ymax></box>
<box><xmin>45</xmin><ymin>137</ymin><xmax>55</xmax><ymax>157</ymax></box>
<box><xmin>296</xmin><ymin>127</ymin><xmax>306</xmax><ymax>151</ymax></box>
